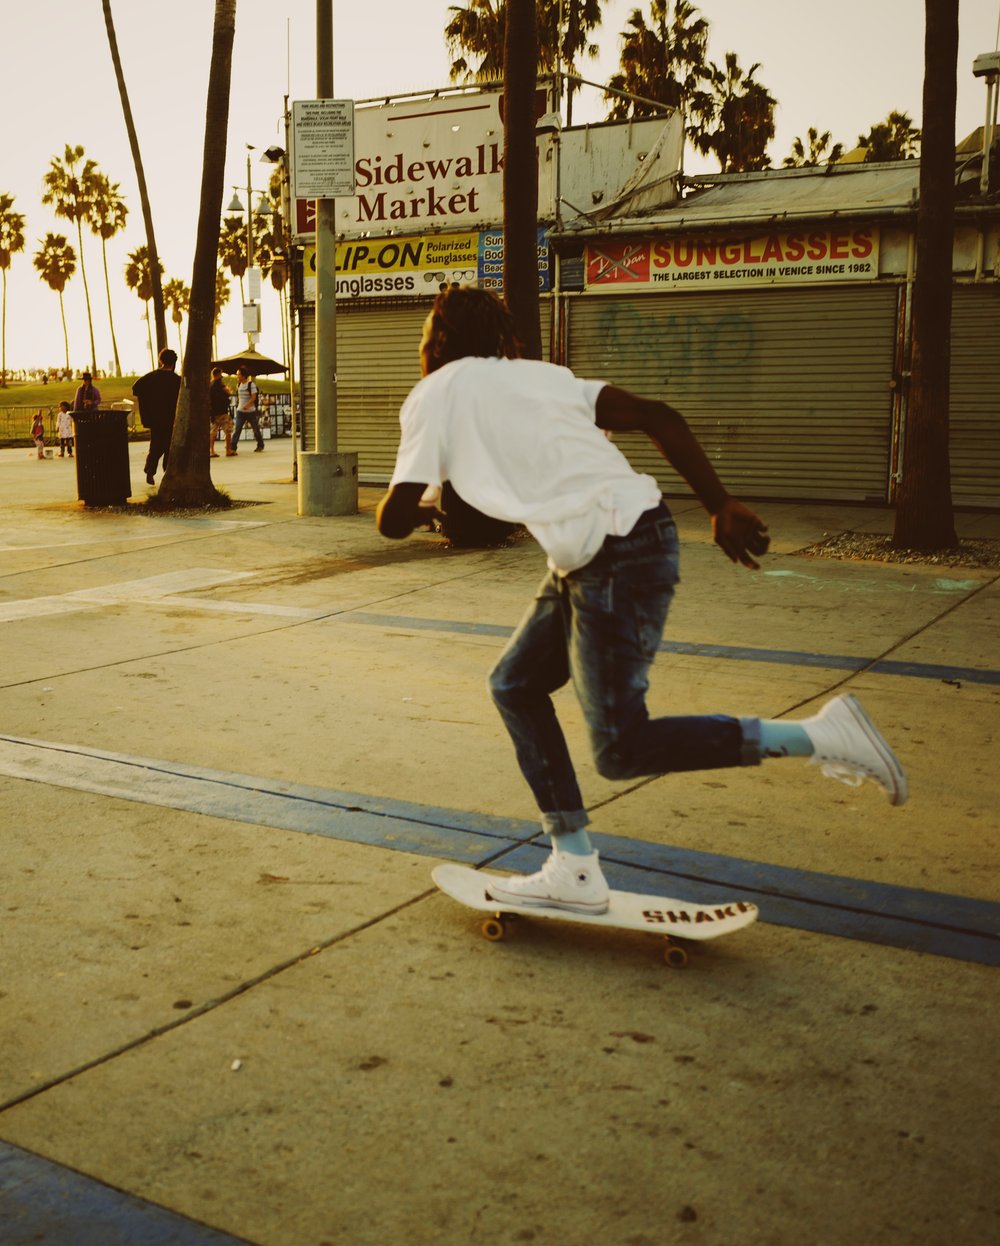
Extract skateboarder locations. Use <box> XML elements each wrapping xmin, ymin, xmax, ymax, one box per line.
<box><xmin>377</xmin><ymin>285</ymin><xmax>907</xmax><ymax>916</ymax></box>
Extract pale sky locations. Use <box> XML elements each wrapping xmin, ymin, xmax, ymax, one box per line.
<box><xmin>2</xmin><ymin>0</ymin><xmax>998</xmax><ymax>378</ymax></box>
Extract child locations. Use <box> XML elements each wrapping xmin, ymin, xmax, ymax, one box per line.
<box><xmin>56</xmin><ymin>401</ymin><xmax>74</xmax><ymax>457</ymax></box>
<box><xmin>30</xmin><ymin>411</ymin><xmax>46</xmax><ymax>459</ymax></box>
<box><xmin>377</xmin><ymin>286</ymin><xmax>907</xmax><ymax>914</ymax></box>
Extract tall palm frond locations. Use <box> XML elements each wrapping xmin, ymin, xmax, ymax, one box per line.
<box><xmin>33</xmin><ymin>232</ymin><xmax>76</xmax><ymax>372</ymax></box>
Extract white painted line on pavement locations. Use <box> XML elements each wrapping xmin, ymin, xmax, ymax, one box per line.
<box><xmin>0</xmin><ymin>568</ymin><xmax>292</xmax><ymax>625</ymax></box>
<box><xmin>0</xmin><ymin>518</ymin><xmax>267</xmax><ymax>551</ymax></box>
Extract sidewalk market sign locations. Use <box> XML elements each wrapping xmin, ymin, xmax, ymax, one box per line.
<box><xmin>302</xmin><ymin>227</ymin><xmax>551</xmax><ymax>301</ymax></box>
<box><xmin>292</xmin><ymin>88</ymin><xmax>555</xmax><ymax>240</ymax></box>
<box><xmin>584</xmin><ymin>228</ymin><xmax>880</xmax><ymax>292</ymax></box>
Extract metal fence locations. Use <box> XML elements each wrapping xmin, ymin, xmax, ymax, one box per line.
<box><xmin>0</xmin><ymin>405</ymin><xmax>139</xmax><ymax>444</ymax></box>
<box><xmin>2</xmin><ymin>399</ymin><xmax>296</xmax><ymax>445</ymax></box>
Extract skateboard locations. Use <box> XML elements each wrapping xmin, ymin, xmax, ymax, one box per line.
<box><xmin>432</xmin><ymin>863</ymin><xmax>758</xmax><ymax>967</ymax></box>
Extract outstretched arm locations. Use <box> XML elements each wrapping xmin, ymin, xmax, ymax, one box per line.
<box><xmin>596</xmin><ymin>385</ymin><xmax>770</xmax><ymax>570</ymax></box>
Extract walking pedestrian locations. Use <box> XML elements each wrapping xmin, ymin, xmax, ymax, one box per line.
<box><xmin>230</xmin><ymin>367</ymin><xmax>264</xmax><ymax>453</ymax></box>
<box><xmin>132</xmin><ymin>348</ymin><xmax>181</xmax><ymax>486</ymax></box>
<box><xmin>209</xmin><ymin>367</ymin><xmax>234</xmax><ymax>457</ymax></box>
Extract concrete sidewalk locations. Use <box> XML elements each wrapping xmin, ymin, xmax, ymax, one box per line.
<box><xmin>1</xmin><ymin>441</ymin><xmax>998</xmax><ymax>1246</ymax></box>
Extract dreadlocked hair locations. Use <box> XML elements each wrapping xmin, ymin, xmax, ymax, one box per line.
<box><xmin>423</xmin><ymin>284</ymin><xmax>522</xmax><ymax>372</ymax></box>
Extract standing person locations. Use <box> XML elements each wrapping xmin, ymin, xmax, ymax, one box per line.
<box><xmin>73</xmin><ymin>371</ymin><xmax>101</xmax><ymax>412</ymax></box>
<box><xmin>231</xmin><ymin>367</ymin><xmax>264</xmax><ymax>453</ymax></box>
<box><xmin>209</xmin><ymin>366</ymin><xmax>234</xmax><ymax>457</ymax></box>
<box><xmin>56</xmin><ymin>401</ymin><xmax>74</xmax><ymax>456</ymax></box>
<box><xmin>132</xmin><ymin>347</ymin><xmax>181</xmax><ymax>486</ymax></box>
<box><xmin>30</xmin><ymin>410</ymin><xmax>46</xmax><ymax>459</ymax></box>
<box><xmin>377</xmin><ymin>285</ymin><xmax>907</xmax><ymax>915</ymax></box>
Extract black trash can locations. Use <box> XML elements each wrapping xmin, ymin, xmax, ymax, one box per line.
<box><xmin>73</xmin><ymin>409</ymin><xmax>132</xmax><ymax>506</ymax></box>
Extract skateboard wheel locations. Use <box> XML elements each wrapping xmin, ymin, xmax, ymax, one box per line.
<box><xmin>663</xmin><ymin>941</ymin><xmax>689</xmax><ymax>969</ymax></box>
<box><xmin>481</xmin><ymin>916</ymin><xmax>506</xmax><ymax>942</ymax></box>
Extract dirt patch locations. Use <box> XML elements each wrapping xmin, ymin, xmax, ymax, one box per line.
<box><xmin>798</xmin><ymin>532</ymin><xmax>1000</xmax><ymax>570</ymax></box>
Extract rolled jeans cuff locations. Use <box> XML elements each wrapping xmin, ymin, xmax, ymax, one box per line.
<box><xmin>739</xmin><ymin>716</ymin><xmax>763</xmax><ymax>766</ymax></box>
<box><xmin>541</xmin><ymin>809</ymin><xmax>591</xmax><ymax>836</ymax></box>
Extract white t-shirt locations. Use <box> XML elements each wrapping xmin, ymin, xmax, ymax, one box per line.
<box><xmin>390</xmin><ymin>356</ymin><xmax>660</xmax><ymax>574</ymax></box>
<box><xmin>237</xmin><ymin>379</ymin><xmax>258</xmax><ymax>411</ymax></box>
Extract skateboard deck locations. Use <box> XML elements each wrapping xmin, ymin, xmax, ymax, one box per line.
<box><xmin>432</xmin><ymin>863</ymin><xmax>758</xmax><ymax>967</ymax></box>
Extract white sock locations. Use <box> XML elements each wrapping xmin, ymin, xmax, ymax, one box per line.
<box><xmin>759</xmin><ymin>719</ymin><xmax>814</xmax><ymax>759</ymax></box>
<box><xmin>552</xmin><ymin>828</ymin><xmax>593</xmax><ymax>856</ymax></box>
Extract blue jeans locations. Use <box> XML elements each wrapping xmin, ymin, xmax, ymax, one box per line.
<box><xmin>232</xmin><ymin>408</ymin><xmax>263</xmax><ymax>449</ymax></box>
<box><xmin>488</xmin><ymin>502</ymin><xmax>762</xmax><ymax>835</ymax></box>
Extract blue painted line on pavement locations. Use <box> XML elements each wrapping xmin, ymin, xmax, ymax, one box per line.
<box><xmin>3</xmin><ymin>734</ymin><xmax>998</xmax><ymax>967</ymax></box>
<box><xmin>493</xmin><ymin>840</ymin><xmax>1000</xmax><ymax>967</ymax></box>
<box><xmin>340</xmin><ymin>612</ymin><xmax>1000</xmax><ymax>686</ymax></box>
<box><xmin>0</xmin><ymin>1140</ymin><xmax>252</xmax><ymax>1246</ymax></box>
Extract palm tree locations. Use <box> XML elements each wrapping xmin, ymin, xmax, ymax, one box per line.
<box><xmin>0</xmin><ymin>193</ymin><xmax>26</xmax><ymax>388</ymax></box>
<box><xmin>218</xmin><ymin>216</ymin><xmax>249</xmax><ymax>303</ymax></box>
<box><xmin>33</xmin><ymin>232</ymin><xmax>77</xmax><ymax>373</ymax></box>
<box><xmin>447</xmin><ymin>0</ymin><xmax>506</xmax><ymax>82</ymax></box>
<box><xmin>858</xmin><ymin>110</ymin><xmax>921</xmax><ymax>161</ymax></box>
<box><xmin>783</xmin><ymin>127</ymin><xmax>844</xmax><ymax>168</ymax></box>
<box><xmin>42</xmin><ymin>144</ymin><xmax>99</xmax><ymax>375</ymax></box>
<box><xmin>540</xmin><ymin>0</ymin><xmax>602</xmax><ymax>123</ymax></box>
<box><xmin>604</xmin><ymin>0</ymin><xmax>712</xmax><ymax>131</ymax></box>
<box><xmin>694</xmin><ymin>52</ymin><xmax>777</xmax><ymax>172</ymax></box>
<box><xmin>158</xmin><ymin>0</ymin><xmax>236</xmax><ymax>508</ymax></box>
<box><xmin>892</xmin><ymin>0</ymin><xmax>957</xmax><ymax>548</ymax></box>
<box><xmin>102</xmin><ymin>0</ymin><xmax>167</xmax><ymax>353</ymax></box>
<box><xmin>447</xmin><ymin>1</ymin><xmax>603</xmax><ymax>123</ymax></box>
<box><xmin>125</xmin><ymin>244</ymin><xmax>161</xmax><ymax>368</ymax></box>
<box><xmin>163</xmin><ymin>277</ymin><xmax>191</xmax><ymax>356</ymax></box>
<box><xmin>89</xmin><ymin>172</ymin><xmax>128</xmax><ymax>376</ymax></box>
<box><xmin>213</xmin><ymin>269</ymin><xmax>231</xmax><ymax>359</ymax></box>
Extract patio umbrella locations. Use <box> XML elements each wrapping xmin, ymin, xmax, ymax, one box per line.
<box><xmin>210</xmin><ymin>348</ymin><xmax>288</xmax><ymax>376</ymax></box>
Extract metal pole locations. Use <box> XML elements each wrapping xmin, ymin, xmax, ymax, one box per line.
<box><xmin>245</xmin><ymin>148</ymin><xmax>254</xmax><ymax>348</ymax></box>
<box><xmin>314</xmin><ymin>1</ymin><xmax>336</xmax><ymax>454</ymax></box>
<box><xmin>297</xmin><ymin>0</ymin><xmax>357</xmax><ymax>514</ymax></box>
<box><xmin>981</xmin><ymin>72</ymin><xmax>997</xmax><ymax>196</ymax></box>
<box><xmin>246</xmin><ymin>150</ymin><xmax>254</xmax><ymax>268</ymax></box>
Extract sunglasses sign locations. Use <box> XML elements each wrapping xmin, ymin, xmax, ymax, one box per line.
<box><xmin>586</xmin><ymin>229</ymin><xmax>880</xmax><ymax>291</ymax></box>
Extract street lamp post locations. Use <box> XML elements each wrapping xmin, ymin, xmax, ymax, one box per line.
<box><xmin>226</xmin><ymin>143</ymin><xmax>271</xmax><ymax>348</ymax></box>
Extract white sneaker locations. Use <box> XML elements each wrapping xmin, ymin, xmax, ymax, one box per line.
<box><xmin>804</xmin><ymin>694</ymin><xmax>908</xmax><ymax>806</ymax></box>
<box><xmin>486</xmin><ymin>850</ymin><xmax>610</xmax><ymax>914</ymax></box>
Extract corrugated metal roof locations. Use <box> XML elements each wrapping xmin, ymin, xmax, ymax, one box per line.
<box><xmin>678</xmin><ymin>162</ymin><xmax>920</xmax><ymax>219</ymax></box>
<box><xmin>570</xmin><ymin>161</ymin><xmax>931</xmax><ymax>236</ymax></box>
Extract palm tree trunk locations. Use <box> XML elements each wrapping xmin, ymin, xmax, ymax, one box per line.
<box><xmin>1</xmin><ymin>268</ymin><xmax>7</xmax><ymax>386</ymax></box>
<box><xmin>58</xmin><ymin>290</ymin><xmax>70</xmax><ymax>371</ymax></box>
<box><xmin>144</xmin><ymin>301</ymin><xmax>154</xmax><ymax>368</ymax></box>
<box><xmin>892</xmin><ymin>0</ymin><xmax>958</xmax><ymax>549</ymax></box>
<box><xmin>503</xmin><ymin>0</ymin><xmax>542</xmax><ymax>360</ymax></box>
<box><xmin>158</xmin><ymin>0</ymin><xmax>236</xmax><ymax>507</ymax></box>
<box><xmin>102</xmin><ymin>0</ymin><xmax>168</xmax><ymax>353</ymax></box>
<box><xmin>75</xmin><ymin>217</ymin><xmax>98</xmax><ymax>375</ymax></box>
<box><xmin>100</xmin><ymin>237</ymin><xmax>122</xmax><ymax>375</ymax></box>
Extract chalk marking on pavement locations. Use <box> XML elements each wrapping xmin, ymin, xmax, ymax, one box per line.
<box><xmin>1</xmin><ymin>733</ymin><xmax>997</xmax><ymax>967</ymax></box>
<box><xmin>762</xmin><ymin>569</ymin><xmax>980</xmax><ymax>594</ymax></box>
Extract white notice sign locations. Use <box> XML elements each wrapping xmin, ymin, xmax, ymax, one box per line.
<box><xmin>292</xmin><ymin>99</ymin><xmax>356</xmax><ymax>199</ymax></box>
